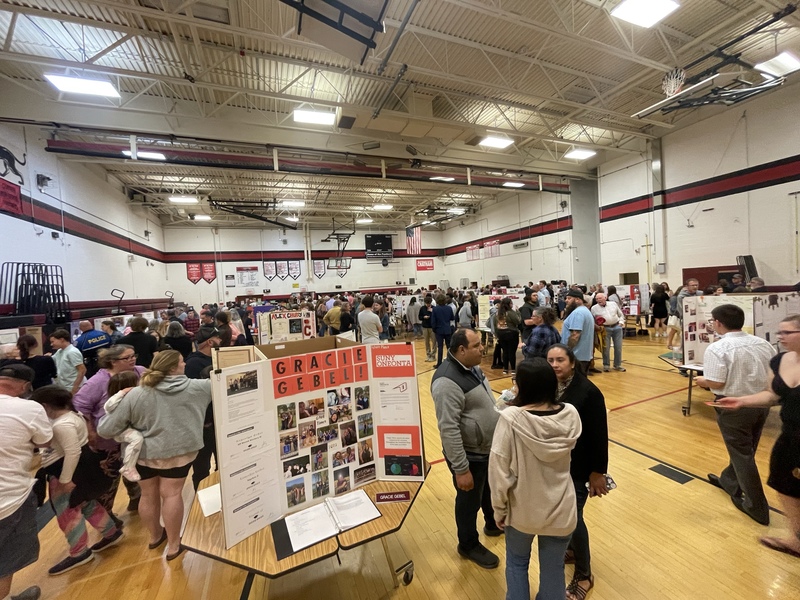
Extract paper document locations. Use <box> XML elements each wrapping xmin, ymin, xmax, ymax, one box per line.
<box><xmin>327</xmin><ymin>488</ymin><xmax>381</xmax><ymax>530</ymax></box>
<box><xmin>197</xmin><ymin>484</ymin><xmax>222</xmax><ymax>517</ymax></box>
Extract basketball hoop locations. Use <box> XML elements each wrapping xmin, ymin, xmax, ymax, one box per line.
<box><xmin>662</xmin><ymin>67</ymin><xmax>687</xmax><ymax>97</ymax></box>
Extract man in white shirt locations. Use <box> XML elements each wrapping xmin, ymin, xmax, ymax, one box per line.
<box><xmin>357</xmin><ymin>295</ymin><xmax>383</xmax><ymax>344</ymax></box>
<box><xmin>696</xmin><ymin>304</ymin><xmax>776</xmax><ymax>526</ymax></box>
<box><xmin>49</xmin><ymin>329</ymin><xmax>86</xmax><ymax>395</ymax></box>
<box><xmin>591</xmin><ymin>293</ymin><xmax>626</xmax><ymax>372</ymax></box>
<box><xmin>0</xmin><ymin>364</ymin><xmax>53</xmax><ymax>600</ymax></box>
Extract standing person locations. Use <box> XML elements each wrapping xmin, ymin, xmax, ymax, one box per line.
<box><xmin>98</xmin><ymin>350</ymin><xmax>212</xmax><ymax>561</ymax></box>
<box><xmin>649</xmin><ymin>284</ymin><xmax>670</xmax><ymax>337</ymax></box>
<box><xmin>490</xmin><ymin>359</ymin><xmax>582</xmax><ymax>600</ymax></box>
<box><xmin>74</xmin><ymin>321</ymin><xmax>112</xmax><ymax>379</ymax></box>
<box><xmin>1</xmin><ymin>335</ymin><xmax>57</xmax><ymax>390</ymax></box>
<box><xmin>377</xmin><ymin>301</ymin><xmax>391</xmax><ymax>341</ymax></box>
<box><xmin>0</xmin><ymin>364</ymin><xmax>52</xmax><ymax>600</ymax></box>
<box><xmin>546</xmin><ymin>345</ymin><xmax>609</xmax><ymax>600</ymax></box>
<box><xmin>431</xmin><ymin>329</ymin><xmax>502</xmax><ymax>569</ymax></box>
<box><xmin>665</xmin><ymin>285</ymin><xmax>685</xmax><ymax>349</ymax></box>
<box><xmin>431</xmin><ymin>294</ymin><xmax>455</xmax><ymax>367</ymax></box>
<box><xmin>606</xmin><ymin>285</ymin><xmax>621</xmax><ymax>306</ymax></box>
<box><xmin>522</xmin><ymin>307</ymin><xmax>561</xmax><ymax>360</ymax></box>
<box><xmin>338</xmin><ymin>302</ymin><xmax>355</xmax><ymax>334</ymax></box>
<box><xmin>185</xmin><ymin>328</ymin><xmax>220</xmax><ymax>489</ymax></box>
<box><xmin>32</xmin><ymin>386</ymin><xmax>123</xmax><ymax>575</ymax></box>
<box><xmin>493</xmin><ymin>298</ymin><xmax>521</xmax><ymax>375</ymax></box>
<box><xmin>590</xmin><ymin>293</ymin><xmax>626</xmax><ymax>372</ymax></box>
<box><xmin>696</xmin><ymin>304</ymin><xmax>775</xmax><ymax>526</ymax></box>
<box><xmin>49</xmin><ymin>329</ymin><xmax>86</xmax><ymax>395</ymax></box>
<box><xmin>323</xmin><ymin>300</ymin><xmax>343</xmax><ymax>336</ymax></box>
<box><xmin>100</xmin><ymin>321</ymin><xmax>124</xmax><ymax>345</ymax></box>
<box><xmin>214</xmin><ymin>311</ymin><xmax>233</xmax><ymax>347</ymax></box>
<box><xmin>560</xmin><ymin>290</ymin><xmax>595</xmax><ymax>375</ymax></box>
<box><xmin>163</xmin><ymin>322</ymin><xmax>193</xmax><ymax>358</ymax></box>
<box><xmin>72</xmin><ymin>345</ymin><xmax>144</xmax><ymax>520</ymax></box>
<box><xmin>419</xmin><ymin>296</ymin><xmax>435</xmax><ymax>362</ymax></box>
<box><xmin>518</xmin><ymin>293</ymin><xmax>539</xmax><ymax>345</ymax></box>
<box><xmin>183</xmin><ymin>309</ymin><xmax>200</xmax><ymax>337</ymax></box>
<box><xmin>357</xmin><ymin>296</ymin><xmax>383</xmax><ymax>345</ymax></box>
<box><xmin>458</xmin><ymin>299</ymin><xmax>474</xmax><ymax>329</ymax></box>
<box><xmin>117</xmin><ymin>317</ymin><xmax>159</xmax><ymax>368</ymax></box>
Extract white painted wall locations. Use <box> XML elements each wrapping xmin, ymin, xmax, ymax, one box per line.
<box><xmin>0</xmin><ymin>124</ymin><xmax>167</xmax><ymax>302</ymax></box>
<box><xmin>597</xmin><ymin>79</ymin><xmax>800</xmax><ymax>287</ymax></box>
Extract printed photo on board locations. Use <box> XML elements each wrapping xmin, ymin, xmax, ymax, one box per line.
<box><xmin>286</xmin><ymin>477</ymin><xmax>306</xmax><ymax>507</ymax></box>
<box><xmin>277</xmin><ymin>403</ymin><xmax>296</xmax><ymax>431</ymax></box>
<box><xmin>283</xmin><ymin>455</ymin><xmax>310</xmax><ymax>478</ymax></box>
<box><xmin>280</xmin><ymin>431</ymin><xmax>299</xmax><ymax>459</ymax></box>
<box><xmin>385</xmin><ymin>455</ymin><xmax>422</xmax><ymax>477</ymax></box>
<box><xmin>359</xmin><ymin>438</ymin><xmax>374</xmax><ymax>465</ymax></box>
<box><xmin>334</xmin><ymin>466</ymin><xmax>350</xmax><ymax>495</ymax></box>
<box><xmin>340</xmin><ymin>421</ymin><xmax>357</xmax><ymax>446</ymax></box>
<box><xmin>300</xmin><ymin>421</ymin><xmax>317</xmax><ymax>447</ymax></box>
<box><xmin>226</xmin><ymin>370</ymin><xmax>259</xmax><ymax>396</ymax></box>
<box><xmin>355</xmin><ymin>386</ymin><xmax>370</xmax><ymax>411</ymax></box>
<box><xmin>357</xmin><ymin>413</ymin><xmax>373</xmax><ymax>439</ymax></box>
<box><xmin>317</xmin><ymin>424</ymin><xmax>339</xmax><ymax>443</ymax></box>
<box><xmin>354</xmin><ymin>464</ymin><xmax>376</xmax><ymax>486</ymax></box>
<box><xmin>312</xmin><ymin>470</ymin><xmax>330</xmax><ymax>498</ymax></box>
<box><xmin>311</xmin><ymin>444</ymin><xmax>328</xmax><ymax>472</ymax></box>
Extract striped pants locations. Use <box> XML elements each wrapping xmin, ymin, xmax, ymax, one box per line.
<box><xmin>49</xmin><ymin>478</ymin><xmax>117</xmax><ymax>556</ymax></box>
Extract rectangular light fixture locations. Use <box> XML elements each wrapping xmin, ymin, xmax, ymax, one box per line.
<box><xmin>755</xmin><ymin>51</ymin><xmax>800</xmax><ymax>77</ymax></box>
<box><xmin>373</xmin><ymin>204</ymin><xmax>393</xmax><ymax>210</ymax></box>
<box><xmin>122</xmin><ymin>150</ymin><xmax>166</xmax><ymax>161</ymax></box>
<box><xmin>356</xmin><ymin>218</ymin><xmax>373</xmax><ymax>224</ymax></box>
<box><xmin>447</xmin><ymin>207</ymin><xmax>466</xmax><ymax>215</ymax></box>
<box><xmin>611</xmin><ymin>0</ymin><xmax>679</xmax><ymax>28</ymax></box>
<box><xmin>564</xmin><ymin>148</ymin><xmax>597</xmax><ymax>160</ymax></box>
<box><xmin>286</xmin><ymin>216</ymin><xmax>300</xmax><ymax>222</ymax></box>
<box><xmin>430</xmin><ymin>176</ymin><xmax>455</xmax><ymax>182</ymax></box>
<box><xmin>193</xmin><ymin>215</ymin><xmax>212</xmax><ymax>221</ymax></box>
<box><xmin>280</xmin><ymin>200</ymin><xmax>305</xmax><ymax>208</ymax></box>
<box><xmin>44</xmin><ymin>74</ymin><xmax>120</xmax><ymax>98</ymax></box>
<box><xmin>169</xmin><ymin>196</ymin><xmax>199</xmax><ymax>204</ymax></box>
<box><xmin>293</xmin><ymin>109</ymin><xmax>336</xmax><ymax>125</ymax></box>
<box><xmin>502</xmin><ymin>182</ymin><xmax>525</xmax><ymax>188</ymax></box>
<box><xmin>422</xmin><ymin>220</ymin><xmax>432</xmax><ymax>225</ymax></box>
<box><xmin>479</xmin><ymin>136</ymin><xmax>514</xmax><ymax>149</ymax></box>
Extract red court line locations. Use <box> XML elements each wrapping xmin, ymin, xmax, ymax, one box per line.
<box><xmin>430</xmin><ymin>458</ymin><xmax>446</xmax><ymax>465</ymax></box>
<box><xmin>609</xmin><ymin>386</ymin><xmax>689</xmax><ymax>412</ymax></box>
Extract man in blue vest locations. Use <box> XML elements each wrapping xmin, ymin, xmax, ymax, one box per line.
<box><xmin>74</xmin><ymin>321</ymin><xmax>111</xmax><ymax>379</ymax></box>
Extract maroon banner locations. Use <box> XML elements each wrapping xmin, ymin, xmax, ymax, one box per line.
<box><xmin>201</xmin><ymin>262</ymin><xmax>216</xmax><ymax>283</ymax></box>
<box><xmin>0</xmin><ymin>179</ymin><xmax>22</xmax><ymax>215</ymax></box>
<box><xmin>186</xmin><ymin>262</ymin><xmax>202</xmax><ymax>284</ymax></box>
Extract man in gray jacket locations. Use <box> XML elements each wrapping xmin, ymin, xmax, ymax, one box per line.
<box><xmin>431</xmin><ymin>328</ymin><xmax>501</xmax><ymax>569</ymax></box>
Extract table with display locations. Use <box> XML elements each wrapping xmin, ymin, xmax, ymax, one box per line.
<box><xmin>182</xmin><ymin>468</ymin><xmax>428</xmax><ymax>599</ymax></box>
<box><xmin>657</xmin><ymin>351</ymin><xmax>704</xmax><ymax>416</ymax></box>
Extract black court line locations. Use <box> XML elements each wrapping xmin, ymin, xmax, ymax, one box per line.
<box><xmin>623</xmin><ymin>361</ymin><xmax>682</xmax><ymax>373</ymax></box>
<box><xmin>240</xmin><ymin>571</ymin><xmax>256</xmax><ymax>600</ymax></box>
<box><xmin>610</xmin><ymin>438</ymin><xmax>784</xmax><ymax>516</ymax></box>
<box><xmin>650</xmin><ymin>464</ymin><xmax>694</xmax><ymax>484</ymax></box>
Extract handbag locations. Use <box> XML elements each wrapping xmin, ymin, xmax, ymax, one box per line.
<box><xmin>667</xmin><ymin>314</ymin><xmax>681</xmax><ymax>329</ymax></box>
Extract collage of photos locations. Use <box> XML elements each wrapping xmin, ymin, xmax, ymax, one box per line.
<box><xmin>279</xmin><ymin>385</ymin><xmax>377</xmax><ymax>510</ymax></box>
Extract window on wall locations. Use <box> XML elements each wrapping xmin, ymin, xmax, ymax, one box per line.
<box><xmin>620</xmin><ymin>273</ymin><xmax>639</xmax><ymax>285</ymax></box>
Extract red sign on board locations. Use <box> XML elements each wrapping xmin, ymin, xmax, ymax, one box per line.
<box><xmin>416</xmin><ymin>258</ymin><xmax>434</xmax><ymax>271</ymax></box>
<box><xmin>186</xmin><ymin>262</ymin><xmax>202</xmax><ymax>284</ymax></box>
<box><xmin>0</xmin><ymin>179</ymin><xmax>22</xmax><ymax>215</ymax></box>
<box><xmin>201</xmin><ymin>262</ymin><xmax>216</xmax><ymax>283</ymax></box>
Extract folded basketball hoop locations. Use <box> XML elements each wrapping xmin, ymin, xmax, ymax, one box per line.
<box><xmin>662</xmin><ymin>67</ymin><xmax>687</xmax><ymax>97</ymax></box>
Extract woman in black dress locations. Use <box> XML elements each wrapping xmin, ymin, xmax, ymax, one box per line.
<box><xmin>719</xmin><ymin>314</ymin><xmax>800</xmax><ymax>558</ymax></box>
<box><xmin>649</xmin><ymin>284</ymin><xmax>670</xmax><ymax>338</ymax></box>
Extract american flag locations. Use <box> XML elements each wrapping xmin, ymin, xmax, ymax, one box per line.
<box><xmin>406</xmin><ymin>225</ymin><xmax>422</xmax><ymax>255</ymax></box>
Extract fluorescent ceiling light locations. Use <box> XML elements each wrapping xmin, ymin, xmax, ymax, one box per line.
<box><xmin>564</xmin><ymin>148</ymin><xmax>597</xmax><ymax>160</ymax></box>
<box><xmin>611</xmin><ymin>0</ymin><xmax>679</xmax><ymax>28</ymax></box>
<box><xmin>447</xmin><ymin>207</ymin><xmax>466</xmax><ymax>215</ymax></box>
<box><xmin>193</xmin><ymin>215</ymin><xmax>212</xmax><ymax>221</ymax></box>
<box><xmin>122</xmin><ymin>150</ymin><xmax>166</xmax><ymax>161</ymax></box>
<box><xmin>373</xmin><ymin>204</ymin><xmax>393</xmax><ymax>210</ymax></box>
<box><xmin>430</xmin><ymin>176</ymin><xmax>455</xmax><ymax>182</ymax></box>
<box><xmin>168</xmin><ymin>196</ymin><xmax>199</xmax><ymax>204</ymax></box>
<box><xmin>293</xmin><ymin>109</ymin><xmax>336</xmax><ymax>125</ymax></box>
<box><xmin>479</xmin><ymin>136</ymin><xmax>514</xmax><ymax>149</ymax></box>
<box><xmin>422</xmin><ymin>220</ymin><xmax>431</xmax><ymax>225</ymax></box>
<box><xmin>44</xmin><ymin>73</ymin><xmax>120</xmax><ymax>98</ymax></box>
<box><xmin>755</xmin><ymin>51</ymin><xmax>800</xmax><ymax>77</ymax></box>
<box><xmin>280</xmin><ymin>200</ymin><xmax>305</xmax><ymax>208</ymax></box>
<box><xmin>286</xmin><ymin>216</ymin><xmax>299</xmax><ymax>222</ymax></box>
<box><xmin>356</xmin><ymin>218</ymin><xmax>373</xmax><ymax>224</ymax></box>
<box><xmin>503</xmin><ymin>182</ymin><xmax>525</xmax><ymax>188</ymax></box>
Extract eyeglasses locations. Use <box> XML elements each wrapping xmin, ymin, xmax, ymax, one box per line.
<box><xmin>114</xmin><ymin>354</ymin><xmax>137</xmax><ymax>361</ymax></box>
<box><xmin>777</xmin><ymin>330</ymin><xmax>800</xmax><ymax>337</ymax></box>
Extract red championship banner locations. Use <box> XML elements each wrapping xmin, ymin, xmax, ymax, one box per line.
<box><xmin>201</xmin><ymin>262</ymin><xmax>217</xmax><ymax>283</ymax></box>
<box><xmin>186</xmin><ymin>262</ymin><xmax>202</xmax><ymax>284</ymax></box>
<box><xmin>0</xmin><ymin>179</ymin><xmax>22</xmax><ymax>215</ymax></box>
<box><xmin>415</xmin><ymin>258</ymin><xmax>434</xmax><ymax>271</ymax></box>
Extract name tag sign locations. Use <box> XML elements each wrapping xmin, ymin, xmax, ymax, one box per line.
<box><xmin>375</xmin><ymin>491</ymin><xmax>411</xmax><ymax>503</ymax></box>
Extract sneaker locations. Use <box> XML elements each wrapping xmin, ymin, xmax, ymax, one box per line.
<box><xmin>11</xmin><ymin>586</ymin><xmax>41</xmax><ymax>600</ymax></box>
<box><xmin>90</xmin><ymin>529</ymin><xmax>124</xmax><ymax>553</ymax></box>
<box><xmin>614</xmin><ymin>366</ymin><xmax>626</xmax><ymax>372</ymax></box>
<box><xmin>483</xmin><ymin>525</ymin><xmax>504</xmax><ymax>537</ymax></box>
<box><xmin>603</xmin><ymin>366</ymin><xmax>610</xmax><ymax>372</ymax></box>
<box><xmin>457</xmin><ymin>543</ymin><xmax>499</xmax><ymax>569</ymax></box>
<box><xmin>48</xmin><ymin>550</ymin><xmax>94</xmax><ymax>575</ymax></box>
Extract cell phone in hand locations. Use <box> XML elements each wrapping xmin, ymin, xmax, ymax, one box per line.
<box><xmin>585</xmin><ymin>474</ymin><xmax>617</xmax><ymax>491</ymax></box>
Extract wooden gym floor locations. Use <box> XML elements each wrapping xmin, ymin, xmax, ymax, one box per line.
<box><xmin>11</xmin><ymin>333</ymin><xmax>800</xmax><ymax>600</ymax></box>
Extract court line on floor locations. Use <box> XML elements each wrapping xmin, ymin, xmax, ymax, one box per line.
<box><xmin>609</xmin><ymin>386</ymin><xmax>689</xmax><ymax>412</ymax></box>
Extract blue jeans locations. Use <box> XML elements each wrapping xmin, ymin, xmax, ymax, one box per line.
<box><xmin>413</xmin><ymin>323</ymin><xmax>423</xmax><ymax>337</ymax></box>
<box><xmin>602</xmin><ymin>325</ymin><xmax>623</xmax><ymax>368</ymax></box>
<box><xmin>505</xmin><ymin>526</ymin><xmax>572</xmax><ymax>600</ymax></box>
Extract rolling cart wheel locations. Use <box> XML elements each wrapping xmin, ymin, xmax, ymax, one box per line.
<box><xmin>402</xmin><ymin>569</ymin><xmax>414</xmax><ymax>585</ymax></box>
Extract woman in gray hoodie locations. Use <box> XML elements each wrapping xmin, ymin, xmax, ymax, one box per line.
<box><xmin>489</xmin><ymin>358</ymin><xmax>582</xmax><ymax>600</ymax></box>
<box><xmin>98</xmin><ymin>350</ymin><xmax>212</xmax><ymax>561</ymax></box>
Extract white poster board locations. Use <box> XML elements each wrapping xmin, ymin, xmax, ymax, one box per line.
<box><xmin>612</xmin><ymin>285</ymin><xmax>649</xmax><ymax>316</ymax></box>
<box><xmin>210</xmin><ymin>340</ymin><xmax>424</xmax><ymax>549</ymax></box>
<box><xmin>681</xmin><ymin>295</ymin><xmax>757</xmax><ymax>365</ymax></box>
<box><xmin>753</xmin><ymin>292</ymin><xmax>800</xmax><ymax>347</ymax></box>
<box><xmin>477</xmin><ymin>292</ymin><xmax>525</xmax><ymax>329</ymax></box>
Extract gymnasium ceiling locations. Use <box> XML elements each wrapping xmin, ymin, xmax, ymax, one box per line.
<box><xmin>0</xmin><ymin>0</ymin><xmax>798</xmax><ymax>229</ymax></box>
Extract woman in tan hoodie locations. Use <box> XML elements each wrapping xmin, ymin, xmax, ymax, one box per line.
<box><xmin>489</xmin><ymin>358</ymin><xmax>582</xmax><ymax>600</ymax></box>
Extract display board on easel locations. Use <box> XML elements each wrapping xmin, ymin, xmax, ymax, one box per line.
<box><xmin>210</xmin><ymin>339</ymin><xmax>425</xmax><ymax>549</ymax></box>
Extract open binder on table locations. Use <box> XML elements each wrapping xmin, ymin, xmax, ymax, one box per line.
<box><xmin>271</xmin><ymin>489</ymin><xmax>381</xmax><ymax>559</ymax></box>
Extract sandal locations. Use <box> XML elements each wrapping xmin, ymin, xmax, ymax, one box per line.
<box><xmin>564</xmin><ymin>549</ymin><xmax>576</xmax><ymax>564</ymax></box>
<box><xmin>760</xmin><ymin>536</ymin><xmax>800</xmax><ymax>558</ymax></box>
<box><xmin>566</xmin><ymin>575</ymin><xmax>594</xmax><ymax>600</ymax></box>
<box><xmin>148</xmin><ymin>529</ymin><xmax>168</xmax><ymax>550</ymax></box>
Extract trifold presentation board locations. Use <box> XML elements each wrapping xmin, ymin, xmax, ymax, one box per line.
<box><xmin>257</xmin><ymin>309</ymin><xmax>316</xmax><ymax>345</ymax></box>
<box><xmin>476</xmin><ymin>291</ymin><xmax>525</xmax><ymax>328</ymax></box>
<box><xmin>210</xmin><ymin>338</ymin><xmax>424</xmax><ymax>549</ymax></box>
<box><xmin>612</xmin><ymin>285</ymin><xmax>650</xmax><ymax>317</ymax></box>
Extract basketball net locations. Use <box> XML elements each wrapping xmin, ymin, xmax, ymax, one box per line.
<box><xmin>662</xmin><ymin>67</ymin><xmax>687</xmax><ymax>97</ymax></box>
